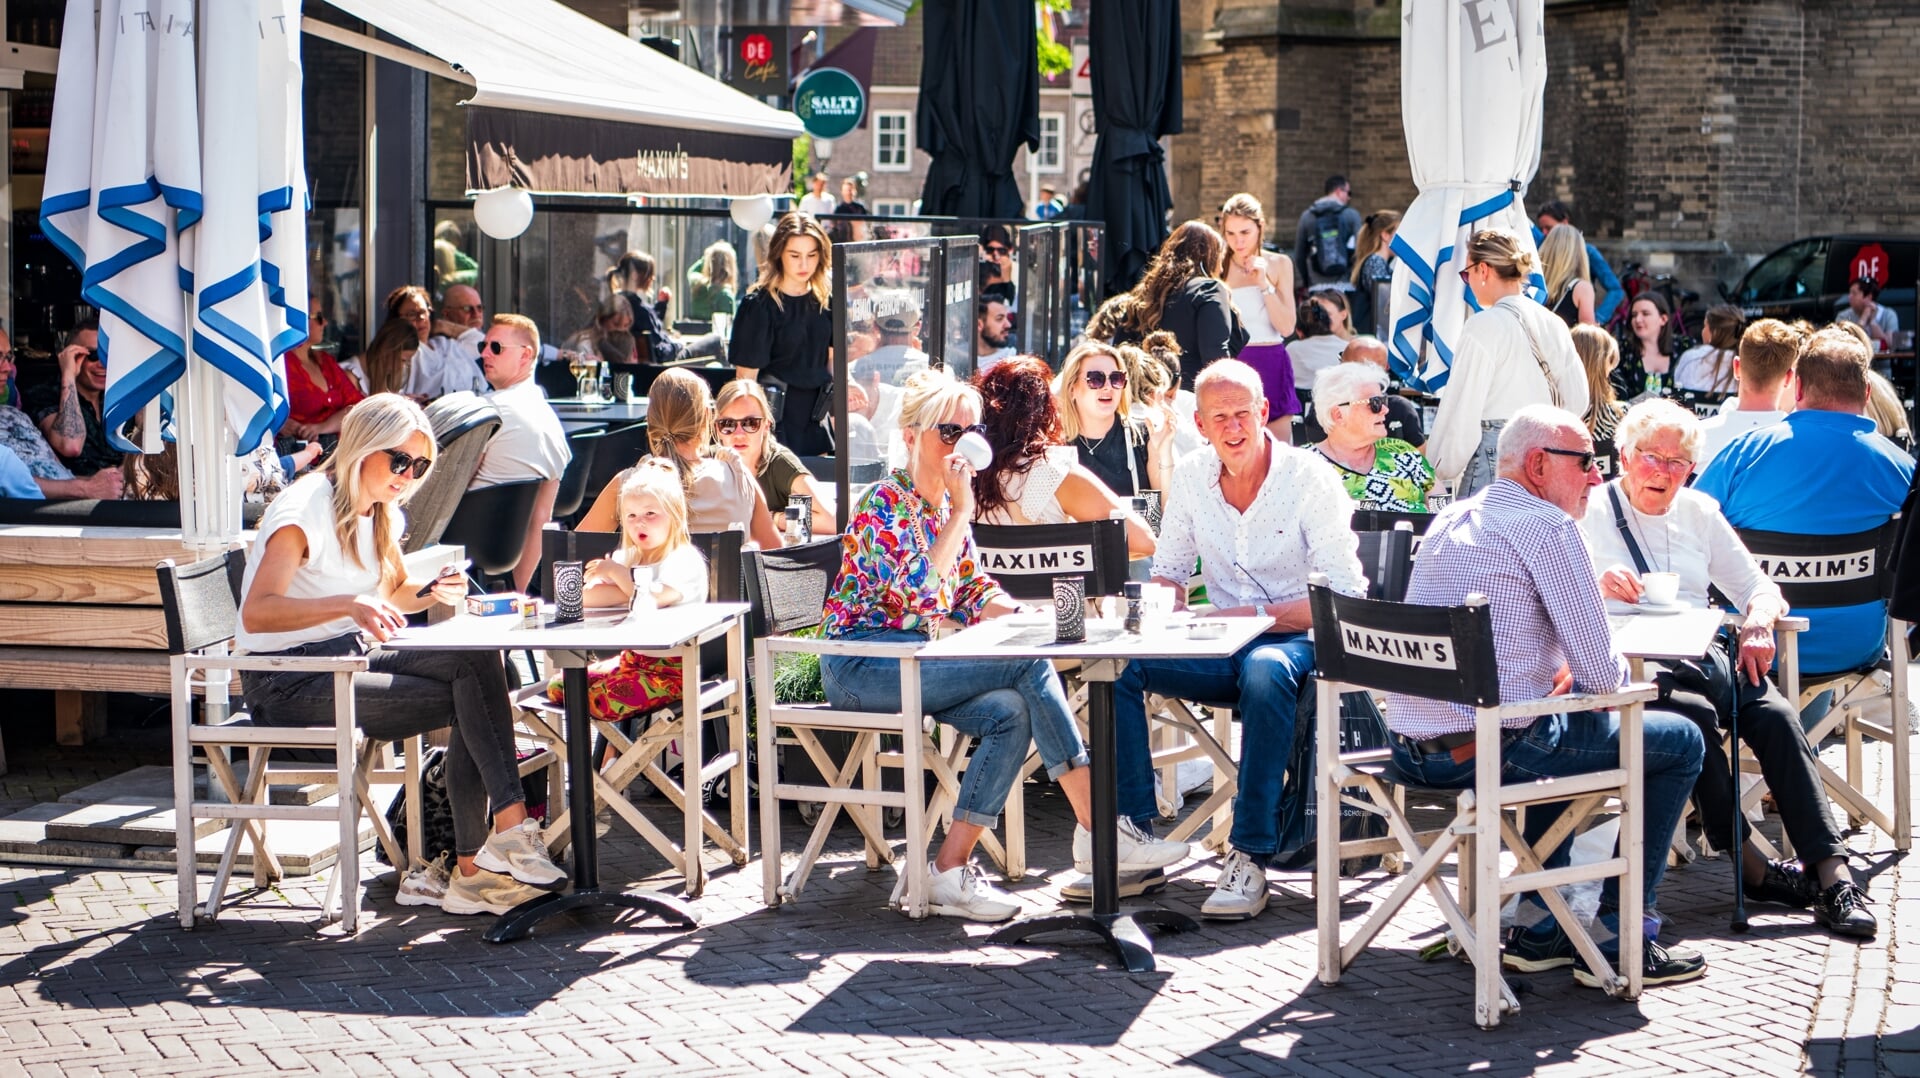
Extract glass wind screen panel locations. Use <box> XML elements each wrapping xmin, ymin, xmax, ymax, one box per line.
<box><xmin>1017</xmin><ymin>225</ymin><xmax>1052</xmax><ymax>367</ymax></box>
<box><xmin>840</xmin><ymin>239</ymin><xmax>940</xmax><ymax>470</ymax></box>
<box><xmin>310</xmin><ymin>207</ymin><xmax>365</xmax><ymax>360</ymax></box>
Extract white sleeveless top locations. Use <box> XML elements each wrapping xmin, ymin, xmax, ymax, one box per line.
<box><xmin>976</xmin><ymin>445</ymin><xmax>1075</xmax><ymax>526</ymax></box>
<box><xmin>1229</xmin><ymin>285</ymin><xmax>1284</xmax><ymax>345</ymax></box>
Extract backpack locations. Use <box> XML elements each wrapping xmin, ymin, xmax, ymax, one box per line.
<box><xmin>1308</xmin><ymin>204</ymin><xmax>1352</xmax><ymax>280</ymax></box>
<box><xmin>377</xmin><ymin>747</ymin><xmax>550</xmax><ymax>866</ymax></box>
<box><xmin>1271</xmin><ymin>676</ymin><xmax>1390</xmax><ymax>873</ymax></box>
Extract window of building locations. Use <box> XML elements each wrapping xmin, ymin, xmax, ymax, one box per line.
<box><xmin>874</xmin><ymin>111</ymin><xmax>911</xmax><ymax>171</ymax></box>
<box><xmin>1036</xmin><ymin>112</ymin><xmax>1064</xmax><ymax>174</ymax></box>
<box><xmin>872</xmin><ymin>199</ymin><xmax>914</xmax><ymax>216</ymax></box>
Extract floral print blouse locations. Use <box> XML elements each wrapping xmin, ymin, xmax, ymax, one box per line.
<box><xmin>822</xmin><ymin>469</ymin><xmax>1004</xmax><ymax>637</ymax></box>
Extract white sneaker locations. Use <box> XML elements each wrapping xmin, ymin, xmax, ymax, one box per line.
<box><xmin>442</xmin><ymin>866</ymin><xmax>554</xmax><ymax>916</ymax></box>
<box><xmin>473</xmin><ymin>818</ymin><xmax>566</xmax><ymax>890</ymax></box>
<box><xmin>395</xmin><ymin>853</ymin><xmax>452</xmax><ymax>907</ymax></box>
<box><xmin>926</xmin><ymin>861</ymin><xmax>1020</xmax><ymax>922</ymax></box>
<box><xmin>1200</xmin><ymin>849</ymin><xmax>1268</xmax><ymax>920</ymax></box>
<box><xmin>1072</xmin><ymin>817</ymin><xmax>1191</xmax><ymax>874</ymax></box>
<box><xmin>1059</xmin><ymin>867</ymin><xmax>1168</xmax><ymax>904</ymax></box>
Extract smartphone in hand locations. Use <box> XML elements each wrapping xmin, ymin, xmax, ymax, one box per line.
<box><xmin>416</xmin><ymin>558</ymin><xmax>473</xmax><ymax>598</ymax></box>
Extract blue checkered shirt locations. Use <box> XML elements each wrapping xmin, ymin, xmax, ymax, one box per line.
<box><xmin>1385</xmin><ymin>479</ymin><xmax>1628</xmax><ymax>737</ymax></box>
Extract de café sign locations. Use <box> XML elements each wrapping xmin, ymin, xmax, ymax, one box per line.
<box><xmin>794</xmin><ymin>66</ymin><xmax>865</xmax><ymax>141</ymax></box>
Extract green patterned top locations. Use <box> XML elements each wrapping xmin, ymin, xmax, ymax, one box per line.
<box><xmin>1311</xmin><ymin>438</ymin><xmax>1434</xmax><ymax>513</ymax></box>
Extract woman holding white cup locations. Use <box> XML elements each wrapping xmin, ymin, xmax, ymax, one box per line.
<box><xmin>1575</xmin><ymin>399</ymin><xmax>1874</xmax><ymax>938</ymax></box>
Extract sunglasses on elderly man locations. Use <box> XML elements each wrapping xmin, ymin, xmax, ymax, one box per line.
<box><xmin>935</xmin><ymin>422</ymin><xmax>988</xmax><ymax>445</ymax></box>
<box><xmin>1540</xmin><ymin>447</ymin><xmax>1596</xmax><ymax>472</ymax></box>
<box><xmin>382</xmin><ymin>448</ymin><xmax>433</xmax><ymax>480</ymax></box>
<box><xmin>1082</xmin><ymin>369</ymin><xmax>1127</xmax><ymax>390</ymax></box>
<box><xmin>716</xmin><ymin>416</ymin><xmax>765</xmax><ymax>435</ymax></box>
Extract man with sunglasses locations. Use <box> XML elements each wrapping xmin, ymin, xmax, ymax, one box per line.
<box><xmin>978</xmin><ymin>223</ymin><xmax>1018</xmax><ymax>308</ymax></box>
<box><xmin>0</xmin><ymin>326</ymin><xmax>123</xmax><ymax>500</ymax></box>
<box><xmin>469</xmin><ymin>314</ymin><xmax>571</xmax><ymax>592</ymax></box>
<box><xmin>403</xmin><ymin>285</ymin><xmax>489</xmax><ymax>400</ymax></box>
<box><xmin>25</xmin><ymin>318</ymin><xmax>124</xmax><ymax>478</ymax></box>
<box><xmin>1114</xmin><ymin>359</ymin><xmax>1367</xmax><ymax>919</ymax></box>
<box><xmin>1387</xmin><ymin>404</ymin><xmax>1708</xmax><ymax>988</ymax></box>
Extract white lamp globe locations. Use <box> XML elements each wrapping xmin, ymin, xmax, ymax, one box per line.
<box><xmin>472</xmin><ymin>187</ymin><xmax>535</xmax><ymax>240</ymax></box>
<box><xmin>729</xmin><ymin>194</ymin><xmax>775</xmax><ymax>231</ymax></box>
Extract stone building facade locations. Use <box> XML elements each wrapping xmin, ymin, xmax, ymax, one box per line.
<box><xmin>1173</xmin><ymin>0</ymin><xmax>1920</xmax><ymax>300</ymax></box>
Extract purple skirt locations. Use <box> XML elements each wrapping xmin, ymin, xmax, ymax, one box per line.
<box><xmin>1238</xmin><ymin>342</ymin><xmax>1301</xmax><ymax>418</ymax></box>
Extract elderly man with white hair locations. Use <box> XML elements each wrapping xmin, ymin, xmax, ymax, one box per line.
<box><xmin>1577</xmin><ymin>398</ymin><xmax>1873</xmax><ymax>939</ymax></box>
<box><xmin>1388</xmin><ymin>404</ymin><xmax>1707</xmax><ymax>988</ymax></box>
<box><xmin>1113</xmin><ymin>358</ymin><xmax>1366</xmax><ymax>919</ymax></box>
<box><xmin>1308</xmin><ymin>361</ymin><xmax>1435</xmax><ymax>512</ymax></box>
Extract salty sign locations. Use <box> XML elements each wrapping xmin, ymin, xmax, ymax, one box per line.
<box><xmin>793</xmin><ymin>67</ymin><xmax>865</xmax><ymax>141</ymax></box>
<box><xmin>1341</xmin><ymin>626</ymin><xmax>1457</xmax><ymax>670</ymax></box>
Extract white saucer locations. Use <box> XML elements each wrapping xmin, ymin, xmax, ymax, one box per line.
<box><xmin>1633</xmin><ymin>601</ymin><xmax>1689</xmax><ymax>616</ymax></box>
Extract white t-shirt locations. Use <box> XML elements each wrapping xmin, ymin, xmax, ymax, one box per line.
<box><xmin>615</xmin><ymin>542</ymin><xmax>709</xmax><ymax>606</ymax></box>
<box><xmin>236</xmin><ymin>474</ymin><xmax>386</xmax><ymax>654</ymax></box>
<box><xmin>1288</xmin><ymin>335</ymin><xmax>1348</xmax><ymax>389</ymax></box>
<box><xmin>405</xmin><ymin>329</ymin><xmax>487</xmax><ymax>399</ymax></box>
<box><xmin>1699</xmin><ymin>408</ymin><xmax>1788</xmax><ymax>465</ymax></box>
<box><xmin>799</xmin><ymin>193</ymin><xmax>838</xmax><ymax>217</ymax></box>
<box><xmin>1672</xmin><ymin>344</ymin><xmax>1737</xmax><ymax>394</ymax></box>
<box><xmin>470</xmin><ymin>378</ymin><xmax>572</xmax><ymax>488</ymax></box>
<box><xmin>976</xmin><ymin>445</ymin><xmax>1076</xmax><ymax>526</ymax></box>
<box><xmin>1576</xmin><ymin>480</ymin><xmax>1780</xmax><ymax>616</ymax></box>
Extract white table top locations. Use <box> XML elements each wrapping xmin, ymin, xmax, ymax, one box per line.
<box><xmin>386</xmin><ymin>602</ymin><xmax>748</xmax><ymax>652</ymax></box>
<box><xmin>546</xmin><ymin>399</ymin><xmax>649</xmax><ymax>423</ymax></box>
<box><xmin>1608</xmin><ymin>606</ymin><xmax>1723</xmax><ymax>662</ymax></box>
<box><xmin>918</xmin><ymin>614</ymin><xmax>1271</xmax><ymax>663</ymax></box>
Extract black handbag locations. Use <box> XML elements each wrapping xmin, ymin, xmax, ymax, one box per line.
<box><xmin>1272</xmin><ymin>679</ymin><xmax>1391</xmax><ymax>873</ymax></box>
<box><xmin>376</xmin><ymin>748</ymin><xmax>549</xmax><ymax>867</ymax></box>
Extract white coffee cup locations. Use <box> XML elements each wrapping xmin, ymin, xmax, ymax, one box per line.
<box><xmin>1641</xmin><ymin>571</ymin><xmax>1681</xmax><ymax>607</ymax></box>
<box><xmin>955</xmin><ymin>430</ymin><xmax>994</xmax><ymax>471</ymax></box>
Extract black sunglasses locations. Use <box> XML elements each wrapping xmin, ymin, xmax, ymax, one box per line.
<box><xmin>1540</xmin><ymin>446</ymin><xmax>1596</xmax><ymax>472</ymax></box>
<box><xmin>381</xmin><ymin>448</ymin><xmax>433</xmax><ymax>480</ymax></box>
<box><xmin>935</xmin><ymin>422</ymin><xmax>987</xmax><ymax>445</ymax></box>
<box><xmin>716</xmin><ymin>416</ymin><xmax>765</xmax><ymax>435</ymax></box>
<box><xmin>1083</xmin><ymin>369</ymin><xmax>1126</xmax><ymax>390</ymax></box>
<box><xmin>476</xmin><ymin>339</ymin><xmax>525</xmax><ymax>356</ymax></box>
<box><xmin>1338</xmin><ymin>394</ymin><xmax>1389</xmax><ymax>414</ymax></box>
<box><xmin>983</xmin><ymin>244</ymin><xmax>1011</xmax><ymax>257</ymax></box>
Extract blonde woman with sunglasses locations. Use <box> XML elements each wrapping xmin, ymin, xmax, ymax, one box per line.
<box><xmin>1052</xmin><ymin>339</ymin><xmax>1174</xmax><ymax>503</ymax></box>
<box><xmin>713</xmin><ymin>379</ymin><xmax>836</xmax><ymax>535</ymax></box>
<box><xmin>236</xmin><ymin>394</ymin><xmax>566</xmax><ymax>916</ymax></box>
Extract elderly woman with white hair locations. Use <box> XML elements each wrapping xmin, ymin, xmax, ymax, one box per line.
<box><xmin>1574</xmin><ymin>398</ymin><xmax>1874</xmax><ymax>939</ymax></box>
<box><xmin>1307</xmin><ymin>361</ymin><xmax>1434</xmax><ymax>512</ymax></box>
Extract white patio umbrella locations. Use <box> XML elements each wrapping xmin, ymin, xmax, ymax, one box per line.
<box><xmin>1386</xmin><ymin>0</ymin><xmax>1548</xmax><ymax>392</ymax></box>
<box><xmin>41</xmin><ymin>0</ymin><xmax>302</xmax><ymax>548</ymax></box>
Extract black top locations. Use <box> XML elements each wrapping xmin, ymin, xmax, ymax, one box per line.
<box><xmin>630</xmin><ymin>294</ymin><xmax>683</xmax><ymax>365</ymax></box>
<box><xmin>22</xmin><ymin>381</ymin><xmax>122</xmax><ymax>477</ymax></box>
<box><xmin>1073</xmin><ymin>418</ymin><xmax>1149</xmax><ymax>499</ymax></box>
<box><xmin>1155</xmin><ymin>278</ymin><xmax>1248</xmax><ymax>388</ymax></box>
<box><xmin>730</xmin><ymin>288</ymin><xmax>832</xmax><ymax>389</ymax></box>
<box><xmin>1550</xmin><ymin>282</ymin><xmax>1580</xmax><ymax>328</ymax></box>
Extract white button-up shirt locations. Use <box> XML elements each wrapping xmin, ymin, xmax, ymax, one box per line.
<box><xmin>405</xmin><ymin>329</ymin><xmax>487</xmax><ymax>400</ymax></box>
<box><xmin>1151</xmin><ymin>430</ymin><xmax>1366</xmax><ymax>609</ymax></box>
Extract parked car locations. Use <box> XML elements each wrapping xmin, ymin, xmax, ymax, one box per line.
<box><xmin>1724</xmin><ymin>235</ymin><xmax>1919</xmax><ymax>334</ymax></box>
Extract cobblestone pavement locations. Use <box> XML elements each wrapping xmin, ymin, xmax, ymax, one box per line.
<box><xmin>0</xmin><ymin>713</ymin><xmax>1913</xmax><ymax>1077</ymax></box>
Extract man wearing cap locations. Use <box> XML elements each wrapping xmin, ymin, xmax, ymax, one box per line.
<box><xmin>846</xmin><ymin>291</ymin><xmax>927</xmax><ymax>457</ymax></box>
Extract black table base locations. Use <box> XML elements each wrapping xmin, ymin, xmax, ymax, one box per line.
<box><xmin>987</xmin><ymin>906</ymin><xmax>1197</xmax><ymax>973</ymax></box>
<box><xmin>486</xmin><ymin>664</ymin><xmax>700</xmax><ymax>942</ymax></box>
<box><xmin>983</xmin><ymin>668</ymin><xmax>1193</xmax><ymax>972</ymax></box>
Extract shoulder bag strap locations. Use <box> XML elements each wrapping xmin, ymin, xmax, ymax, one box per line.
<box><xmin>1503</xmin><ymin>302</ymin><xmax>1563</xmax><ymax>410</ymax></box>
<box><xmin>1608</xmin><ymin>482</ymin><xmax>1653</xmax><ymax>575</ymax></box>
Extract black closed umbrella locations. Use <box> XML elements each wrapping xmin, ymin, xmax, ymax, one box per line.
<box><xmin>916</xmin><ymin>0</ymin><xmax>1038</xmax><ymax>218</ymax></box>
<box><xmin>1087</xmin><ymin>0</ymin><xmax>1183</xmax><ymax>295</ymax></box>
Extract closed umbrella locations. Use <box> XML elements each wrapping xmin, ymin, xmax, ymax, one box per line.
<box><xmin>1386</xmin><ymin>0</ymin><xmax>1548</xmax><ymax>391</ymax></box>
<box><xmin>41</xmin><ymin>0</ymin><xmax>301</xmax><ymax>547</ymax></box>
<box><xmin>1085</xmin><ymin>0</ymin><xmax>1182</xmax><ymax>296</ymax></box>
<box><xmin>915</xmin><ymin>0</ymin><xmax>1038</xmax><ymax>218</ymax></box>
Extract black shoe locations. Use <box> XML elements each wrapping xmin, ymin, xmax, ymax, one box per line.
<box><xmin>1501</xmin><ymin>921</ymin><xmax>1576</xmax><ymax>972</ymax></box>
<box><xmin>1746</xmin><ymin>859</ymin><xmax>1818</xmax><ymax>909</ymax></box>
<box><xmin>1573</xmin><ymin>939</ymin><xmax>1707</xmax><ymax>989</ymax></box>
<box><xmin>1813</xmin><ymin>882</ymin><xmax>1878</xmax><ymax>939</ymax></box>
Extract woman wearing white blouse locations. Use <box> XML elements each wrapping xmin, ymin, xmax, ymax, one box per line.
<box><xmin>1575</xmin><ymin>399</ymin><xmax>1874</xmax><ymax>939</ymax></box>
<box><xmin>1427</xmin><ymin>229</ymin><xmax>1588</xmax><ymax>495</ymax></box>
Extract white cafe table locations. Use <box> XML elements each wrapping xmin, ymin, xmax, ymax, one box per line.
<box><xmin>917</xmin><ymin>613</ymin><xmax>1271</xmax><ymax>973</ymax></box>
<box><xmin>1607</xmin><ymin>607</ymin><xmax>1725</xmax><ymax>674</ymax></box>
<box><xmin>386</xmin><ymin>601</ymin><xmax>748</xmax><ymax>942</ymax></box>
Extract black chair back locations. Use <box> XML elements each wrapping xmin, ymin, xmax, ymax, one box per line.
<box><xmin>1308</xmin><ymin>581</ymin><xmax>1501</xmax><ymax>707</ymax></box>
<box><xmin>442</xmin><ymin>479</ymin><xmax>545</xmax><ymax>580</ymax></box>
<box><xmin>577</xmin><ymin>422</ymin><xmax>651</xmax><ymax>522</ymax></box>
<box><xmin>1349</xmin><ymin>510</ymin><xmax>1435</xmax><ymax>535</ymax></box>
<box><xmin>1735</xmin><ymin>518</ymin><xmax>1899</xmax><ymax>610</ymax></box>
<box><xmin>1668</xmin><ymin>387</ymin><xmax>1732</xmax><ymax>419</ymax></box>
<box><xmin>691</xmin><ymin>530</ymin><xmax>746</xmax><ymax>670</ymax></box>
<box><xmin>539</xmin><ymin>526</ymin><xmax>620</xmax><ymax>599</ymax></box>
<box><xmin>971</xmin><ymin>519</ymin><xmax>1129</xmax><ymax>602</ymax></box>
<box><xmin>552</xmin><ymin>427</ymin><xmax>606</xmax><ymax>520</ymax></box>
<box><xmin>744</xmin><ymin>537</ymin><xmax>845</xmax><ymax>640</ymax></box>
<box><xmin>1592</xmin><ymin>438</ymin><xmax>1621</xmax><ymax>481</ymax></box>
<box><xmin>1353</xmin><ymin>522</ymin><xmax>1417</xmax><ymax>603</ymax></box>
<box><xmin>156</xmin><ymin>551</ymin><xmax>246</xmax><ymax>655</ymax></box>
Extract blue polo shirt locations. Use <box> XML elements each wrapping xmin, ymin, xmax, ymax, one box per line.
<box><xmin>1696</xmin><ymin>410</ymin><xmax>1913</xmax><ymax>674</ymax></box>
<box><xmin>0</xmin><ymin>445</ymin><xmax>42</xmax><ymax>500</ymax></box>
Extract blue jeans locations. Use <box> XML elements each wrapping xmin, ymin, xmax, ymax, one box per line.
<box><xmin>1389</xmin><ymin>709</ymin><xmax>1705</xmax><ymax>911</ymax></box>
<box><xmin>1114</xmin><ymin>632</ymin><xmax>1317</xmax><ymax>857</ymax></box>
<box><xmin>821</xmin><ymin>628</ymin><xmax>1090</xmax><ymax>829</ymax></box>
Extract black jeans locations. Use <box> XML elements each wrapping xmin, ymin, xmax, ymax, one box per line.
<box><xmin>239</xmin><ymin>634</ymin><xmax>525</xmax><ymax>858</ymax></box>
<box><xmin>1652</xmin><ymin>640</ymin><xmax>1846</xmax><ymax>866</ymax></box>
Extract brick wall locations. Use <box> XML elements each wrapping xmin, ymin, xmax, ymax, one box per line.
<box><xmin>1174</xmin><ymin>0</ymin><xmax>1920</xmax><ymax>300</ymax></box>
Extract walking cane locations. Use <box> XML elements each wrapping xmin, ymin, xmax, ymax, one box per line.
<box><xmin>1728</xmin><ymin>645</ymin><xmax>1749</xmax><ymax>934</ymax></box>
